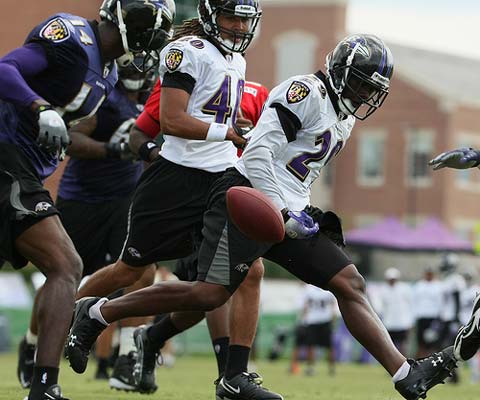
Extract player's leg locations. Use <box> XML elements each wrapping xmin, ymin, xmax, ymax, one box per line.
<box><xmin>265</xmin><ymin>234</ymin><xmax>457</xmax><ymax>400</ymax></box>
<box><xmin>454</xmin><ymin>292</ymin><xmax>480</xmax><ymax>361</ymax></box>
<box><xmin>17</xmin><ymin>285</ymin><xmax>42</xmax><ymax>388</ymax></box>
<box><xmin>223</xmin><ymin>259</ymin><xmax>264</xmax><ymax>382</ymax></box>
<box><xmin>16</xmin><ymin>216</ymin><xmax>82</xmax><ymax>400</ymax></box>
<box><xmin>109</xmin><ymin>265</ymin><xmax>156</xmax><ymax>391</ymax></box>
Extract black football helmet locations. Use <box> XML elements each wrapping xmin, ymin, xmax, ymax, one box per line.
<box><xmin>326</xmin><ymin>34</ymin><xmax>393</xmax><ymax>120</ymax></box>
<box><xmin>100</xmin><ymin>0</ymin><xmax>175</xmax><ymax>71</ymax></box>
<box><xmin>198</xmin><ymin>0</ymin><xmax>262</xmax><ymax>53</ymax></box>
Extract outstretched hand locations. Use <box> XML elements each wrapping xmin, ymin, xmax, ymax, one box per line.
<box><xmin>429</xmin><ymin>148</ymin><xmax>480</xmax><ymax>170</ymax></box>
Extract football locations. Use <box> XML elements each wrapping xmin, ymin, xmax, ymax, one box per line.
<box><xmin>226</xmin><ymin>186</ymin><xmax>285</xmax><ymax>243</ymax></box>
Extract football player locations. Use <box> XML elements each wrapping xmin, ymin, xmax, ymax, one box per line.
<box><xmin>129</xmin><ymin>78</ymin><xmax>269</xmax><ymax>393</ymax></box>
<box><xmin>0</xmin><ymin>1</ymin><xmax>175</xmax><ymax>399</ymax></box>
<box><xmin>66</xmin><ymin>33</ymin><xmax>461</xmax><ymax>400</ymax></box>
<box><xmin>16</xmin><ymin>59</ymin><xmax>157</xmax><ymax>391</ymax></box>
<box><xmin>65</xmin><ymin>0</ymin><xmax>281</xmax><ymax>399</ymax></box>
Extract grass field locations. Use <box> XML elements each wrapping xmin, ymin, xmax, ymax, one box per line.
<box><xmin>1</xmin><ymin>353</ymin><xmax>479</xmax><ymax>400</ymax></box>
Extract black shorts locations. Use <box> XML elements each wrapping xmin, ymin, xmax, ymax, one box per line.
<box><xmin>416</xmin><ymin>318</ymin><xmax>440</xmax><ymax>348</ymax></box>
<box><xmin>56</xmin><ymin>195</ymin><xmax>132</xmax><ymax>276</ymax></box>
<box><xmin>197</xmin><ymin>168</ymin><xmax>352</xmax><ymax>293</ymax></box>
<box><xmin>388</xmin><ymin>329</ymin><xmax>409</xmax><ymax>344</ymax></box>
<box><xmin>174</xmin><ymin>252</ymin><xmax>199</xmax><ymax>282</ymax></box>
<box><xmin>121</xmin><ymin>156</ymin><xmax>223</xmax><ymax>266</ymax></box>
<box><xmin>0</xmin><ymin>143</ymin><xmax>59</xmax><ymax>269</ymax></box>
<box><xmin>296</xmin><ymin>322</ymin><xmax>332</xmax><ymax>347</ymax></box>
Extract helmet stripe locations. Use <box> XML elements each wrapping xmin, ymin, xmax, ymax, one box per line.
<box><xmin>377</xmin><ymin>44</ymin><xmax>386</xmax><ymax>75</ymax></box>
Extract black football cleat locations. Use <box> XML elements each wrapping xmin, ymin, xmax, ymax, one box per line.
<box><xmin>394</xmin><ymin>346</ymin><xmax>458</xmax><ymax>400</ymax></box>
<box><xmin>23</xmin><ymin>384</ymin><xmax>70</xmax><ymax>400</ymax></box>
<box><xmin>216</xmin><ymin>372</ymin><xmax>283</xmax><ymax>400</ymax></box>
<box><xmin>454</xmin><ymin>292</ymin><xmax>480</xmax><ymax>361</ymax></box>
<box><xmin>17</xmin><ymin>336</ymin><xmax>36</xmax><ymax>388</ymax></box>
<box><xmin>65</xmin><ymin>297</ymin><xmax>107</xmax><ymax>374</ymax></box>
<box><xmin>133</xmin><ymin>326</ymin><xmax>159</xmax><ymax>394</ymax></box>
<box><xmin>109</xmin><ymin>352</ymin><xmax>137</xmax><ymax>392</ymax></box>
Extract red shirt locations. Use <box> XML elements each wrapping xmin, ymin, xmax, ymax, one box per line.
<box><xmin>135</xmin><ymin>80</ymin><xmax>269</xmax><ymax>140</ymax></box>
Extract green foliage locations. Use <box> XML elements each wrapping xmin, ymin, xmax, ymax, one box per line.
<box><xmin>0</xmin><ymin>353</ymin><xmax>477</xmax><ymax>400</ymax></box>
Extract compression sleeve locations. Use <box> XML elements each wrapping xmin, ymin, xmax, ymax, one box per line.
<box><xmin>0</xmin><ymin>43</ymin><xmax>49</xmax><ymax>107</ymax></box>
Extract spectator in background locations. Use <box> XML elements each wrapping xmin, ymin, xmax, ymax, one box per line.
<box><xmin>459</xmin><ymin>271</ymin><xmax>480</xmax><ymax>383</ymax></box>
<box><xmin>290</xmin><ymin>284</ymin><xmax>337</xmax><ymax>376</ymax></box>
<box><xmin>438</xmin><ymin>253</ymin><xmax>465</xmax><ymax>383</ymax></box>
<box><xmin>378</xmin><ymin>268</ymin><xmax>414</xmax><ymax>356</ymax></box>
<box><xmin>413</xmin><ymin>267</ymin><xmax>443</xmax><ymax>358</ymax></box>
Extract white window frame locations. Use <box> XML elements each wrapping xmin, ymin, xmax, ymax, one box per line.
<box><xmin>405</xmin><ymin>128</ymin><xmax>433</xmax><ymax>187</ymax></box>
<box><xmin>356</xmin><ymin>128</ymin><xmax>386</xmax><ymax>187</ymax></box>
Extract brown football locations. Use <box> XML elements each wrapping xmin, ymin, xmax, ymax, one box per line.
<box><xmin>226</xmin><ymin>186</ymin><xmax>285</xmax><ymax>243</ymax></box>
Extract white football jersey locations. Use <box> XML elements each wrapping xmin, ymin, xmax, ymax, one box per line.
<box><xmin>158</xmin><ymin>36</ymin><xmax>245</xmax><ymax>172</ymax></box>
<box><xmin>236</xmin><ymin>73</ymin><xmax>355</xmax><ymax>210</ymax></box>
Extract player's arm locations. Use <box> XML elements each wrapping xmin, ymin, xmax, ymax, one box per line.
<box><xmin>129</xmin><ymin>113</ymin><xmax>162</xmax><ymax>163</ymax></box>
<box><xmin>429</xmin><ymin>147</ymin><xmax>480</xmax><ymax>170</ymax></box>
<box><xmin>159</xmin><ymin>44</ymin><xmax>245</xmax><ymax>147</ymax></box>
<box><xmin>0</xmin><ymin>42</ymin><xmax>68</xmax><ymax>158</ymax></box>
<box><xmin>66</xmin><ymin>115</ymin><xmax>134</xmax><ymax>160</ymax></box>
<box><xmin>0</xmin><ymin>43</ymin><xmax>49</xmax><ymax>108</ymax></box>
<box><xmin>160</xmin><ymin>83</ymin><xmax>245</xmax><ymax>147</ymax></box>
<box><xmin>241</xmin><ymin>107</ymin><xmax>289</xmax><ymax>210</ymax></box>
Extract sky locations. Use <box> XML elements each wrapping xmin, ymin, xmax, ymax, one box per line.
<box><xmin>347</xmin><ymin>0</ymin><xmax>480</xmax><ymax>60</ymax></box>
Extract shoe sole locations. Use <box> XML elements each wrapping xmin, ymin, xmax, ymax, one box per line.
<box><xmin>454</xmin><ymin>293</ymin><xmax>480</xmax><ymax>361</ymax></box>
<box><xmin>109</xmin><ymin>377</ymin><xmax>137</xmax><ymax>392</ymax></box>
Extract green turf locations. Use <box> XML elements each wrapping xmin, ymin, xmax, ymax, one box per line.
<box><xmin>1</xmin><ymin>353</ymin><xmax>478</xmax><ymax>400</ymax></box>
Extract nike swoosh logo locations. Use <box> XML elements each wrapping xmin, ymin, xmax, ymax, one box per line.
<box><xmin>222</xmin><ymin>380</ymin><xmax>241</xmax><ymax>394</ymax></box>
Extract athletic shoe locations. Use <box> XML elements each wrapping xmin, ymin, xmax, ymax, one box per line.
<box><xmin>65</xmin><ymin>297</ymin><xmax>107</xmax><ymax>374</ymax></box>
<box><xmin>454</xmin><ymin>292</ymin><xmax>480</xmax><ymax>361</ymax></box>
<box><xmin>23</xmin><ymin>384</ymin><xmax>70</xmax><ymax>400</ymax></box>
<box><xmin>133</xmin><ymin>326</ymin><xmax>159</xmax><ymax>394</ymax></box>
<box><xmin>109</xmin><ymin>352</ymin><xmax>137</xmax><ymax>392</ymax></box>
<box><xmin>216</xmin><ymin>372</ymin><xmax>283</xmax><ymax>400</ymax></box>
<box><xmin>394</xmin><ymin>346</ymin><xmax>457</xmax><ymax>400</ymax></box>
<box><xmin>17</xmin><ymin>336</ymin><xmax>36</xmax><ymax>388</ymax></box>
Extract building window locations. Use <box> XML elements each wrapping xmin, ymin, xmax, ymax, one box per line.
<box><xmin>357</xmin><ymin>129</ymin><xmax>385</xmax><ymax>186</ymax></box>
<box><xmin>273</xmin><ymin>31</ymin><xmax>317</xmax><ymax>84</ymax></box>
<box><xmin>406</xmin><ymin>129</ymin><xmax>433</xmax><ymax>186</ymax></box>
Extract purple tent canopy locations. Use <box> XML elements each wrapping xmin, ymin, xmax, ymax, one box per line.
<box><xmin>346</xmin><ymin>216</ymin><xmax>473</xmax><ymax>252</ymax></box>
<box><xmin>346</xmin><ymin>217</ymin><xmax>415</xmax><ymax>248</ymax></box>
<box><xmin>408</xmin><ymin>218</ymin><xmax>472</xmax><ymax>251</ymax></box>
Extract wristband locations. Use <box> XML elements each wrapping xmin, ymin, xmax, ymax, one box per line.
<box><xmin>138</xmin><ymin>140</ymin><xmax>160</xmax><ymax>162</ymax></box>
<box><xmin>206</xmin><ymin>123</ymin><xmax>228</xmax><ymax>142</ymax></box>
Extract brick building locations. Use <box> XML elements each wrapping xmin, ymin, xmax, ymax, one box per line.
<box><xmin>1</xmin><ymin>0</ymin><xmax>479</xmax><ymax>241</ymax></box>
<box><xmin>247</xmin><ymin>0</ymin><xmax>480</xmax><ymax>242</ymax></box>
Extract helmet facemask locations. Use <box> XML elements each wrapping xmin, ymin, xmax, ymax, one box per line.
<box><xmin>118</xmin><ymin>55</ymin><xmax>156</xmax><ymax>92</ymax></box>
<box><xmin>199</xmin><ymin>0</ymin><xmax>262</xmax><ymax>53</ymax></box>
